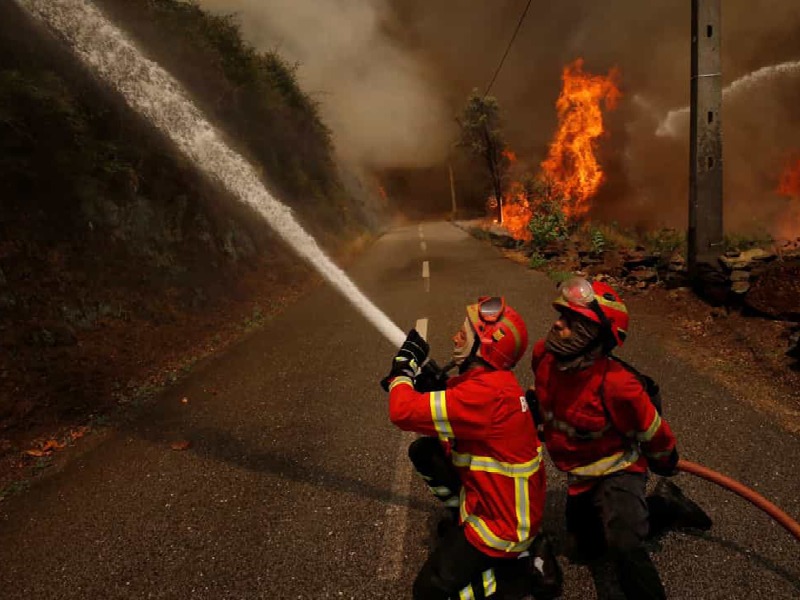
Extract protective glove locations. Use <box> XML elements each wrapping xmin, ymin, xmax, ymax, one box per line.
<box><xmin>413</xmin><ymin>359</ymin><xmax>449</xmax><ymax>393</ymax></box>
<box><xmin>648</xmin><ymin>447</ymin><xmax>679</xmax><ymax>477</ymax></box>
<box><xmin>525</xmin><ymin>388</ymin><xmax>546</xmax><ymax>441</ymax></box>
<box><xmin>380</xmin><ymin>329</ymin><xmax>430</xmax><ymax>392</ymax></box>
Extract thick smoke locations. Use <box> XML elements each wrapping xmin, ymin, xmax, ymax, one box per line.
<box><xmin>198</xmin><ymin>1</ymin><xmax>800</xmax><ymax>235</ymax></box>
<box><xmin>196</xmin><ymin>0</ymin><xmax>454</xmax><ymax>171</ymax></box>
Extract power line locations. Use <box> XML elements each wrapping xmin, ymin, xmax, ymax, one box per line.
<box><xmin>484</xmin><ymin>0</ymin><xmax>533</xmax><ymax>98</ymax></box>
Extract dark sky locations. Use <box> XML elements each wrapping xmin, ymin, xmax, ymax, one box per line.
<box><xmin>198</xmin><ymin>1</ymin><xmax>800</xmax><ymax>235</ymax></box>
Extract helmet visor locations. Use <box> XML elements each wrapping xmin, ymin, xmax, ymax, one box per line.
<box><xmin>558</xmin><ymin>277</ymin><xmax>595</xmax><ymax>307</ymax></box>
<box><xmin>477</xmin><ymin>296</ymin><xmax>505</xmax><ymax>323</ymax></box>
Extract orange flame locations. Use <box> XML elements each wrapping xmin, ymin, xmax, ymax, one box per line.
<box><xmin>502</xmin><ymin>149</ymin><xmax>518</xmax><ymax>163</ymax></box>
<box><xmin>541</xmin><ymin>59</ymin><xmax>621</xmax><ymax>220</ymax></box>
<box><xmin>775</xmin><ymin>155</ymin><xmax>800</xmax><ymax>241</ymax></box>
<box><xmin>777</xmin><ymin>157</ymin><xmax>800</xmax><ymax>198</ymax></box>
<box><xmin>500</xmin><ymin>181</ymin><xmax>533</xmax><ymax>240</ymax></box>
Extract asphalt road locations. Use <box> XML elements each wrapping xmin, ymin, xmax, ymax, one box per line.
<box><xmin>1</xmin><ymin>221</ymin><xmax>798</xmax><ymax>599</ymax></box>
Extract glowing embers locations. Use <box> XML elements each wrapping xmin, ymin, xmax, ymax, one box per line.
<box><xmin>540</xmin><ymin>58</ymin><xmax>621</xmax><ymax>220</ymax></box>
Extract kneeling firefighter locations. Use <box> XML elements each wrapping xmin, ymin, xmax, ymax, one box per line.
<box><xmin>529</xmin><ymin>277</ymin><xmax>712</xmax><ymax>600</ymax></box>
<box><xmin>381</xmin><ymin>297</ymin><xmax>562</xmax><ymax>600</ymax></box>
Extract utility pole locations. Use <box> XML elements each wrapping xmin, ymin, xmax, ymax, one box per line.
<box><xmin>448</xmin><ymin>163</ymin><xmax>458</xmax><ymax>220</ymax></box>
<box><xmin>688</xmin><ymin>0</ymin><xmax>723</xmax><ymax>275</ymax></box>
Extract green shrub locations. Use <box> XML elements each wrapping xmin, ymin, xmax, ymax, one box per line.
<box><xmin>529</xmin><ymin>251</ymin><xmax>548</xmax><ymax>269</ymax></box>
<box><xmin>643</xmin><ymin>228</ymin><xmax>686</xmax><ymax>257</ymax></box>
<box><xmin>528</xmin><ymin>201</ymin><xmax>569</xmax><ymax>251</ymax></box>
<box><xmin>547</xmin><ymin>270</ymin><xmax>574</xmax><ymax>284</ymax></box>
<box><xmin>589</xmin><ymin>227</ymin><xmax>606</xmax><ymax>254</ymax></box>
<box><xmin>722</xmin><ymin>231</ymin><xmax>773</xmax><ymax>253</ymax></box>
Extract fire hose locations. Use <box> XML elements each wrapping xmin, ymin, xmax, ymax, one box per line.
<box><xmin>678</xmin><ymin>459</ymin><xmax>800</xmax><ymax>542</ymax></box>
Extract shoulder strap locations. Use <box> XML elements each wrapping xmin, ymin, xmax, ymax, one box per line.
<box><xmin>603</xmin><ymin>354</ymin><xmax>663</xmax><ymax>415</ymax></box>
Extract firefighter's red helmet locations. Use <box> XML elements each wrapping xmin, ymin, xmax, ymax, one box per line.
<box><xmin>552</xmin><ymin>277</ymin><xmax>629</xmax><ymax>349</ymax></box>
<box><xmin>466</xmin><ymin>297</ymin><xmax>529</xmax><ymax>370</ymax></box>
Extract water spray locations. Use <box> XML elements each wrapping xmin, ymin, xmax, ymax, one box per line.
<box><xmin>15</xmin><ymin>0</ymin><xmax>407</xmax><ymax>349</ymax></box>
<box><xmin>656</xmin><ymin>59</ymin><xmax>800</xmax><ymax>138</ymax></box>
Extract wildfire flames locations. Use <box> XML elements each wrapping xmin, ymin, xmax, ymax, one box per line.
<box><xmin>541</xmin><ymin>59</ymin><xmax>621</xmax><ymax>219</ymax></box>
<box><xmin>500</xmin><ymin>180</ymin><xmax>533</xmax><ymax>240</ymax></box>
<box><xmin>777</xmin><ymin>157</ymin><xmax>800</xmax><ymax>198</ymax></box>
<box><xmin>775</xmin><ymin>155</ymin><xmax>800</xmax><ymax>241</ymax></box>
<box><xmin>499</xmin><ymin>59</ymin><xmax>620</xmax><ymax>239</ymax></box>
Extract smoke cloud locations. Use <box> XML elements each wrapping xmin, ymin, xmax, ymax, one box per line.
<box><xmin>196</xmin><ymin>0</ymin><xmax>455</xmax><ymax>171</ymax></box>
<box><xmin>198</xmin><ymin>1</ymin><xmax>800</xmax><ymax>235</ymax></box>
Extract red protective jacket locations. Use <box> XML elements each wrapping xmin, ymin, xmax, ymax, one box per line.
<box><xmin>530</xmin><ymin>340</ymin><xmax>676</xmax><ymax>495</ymax></box>
<box><xmin>388</xmin><ymin>367</ymin><xmax>546</xmax><ymax>558</ymax></box>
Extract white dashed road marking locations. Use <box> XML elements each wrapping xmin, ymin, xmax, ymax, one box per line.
<box><xmin>421</xmin><ymin>241</ymin><xmax>427</xmax><ymax>252</ymax></box>
<box><xmin>415</xmin><ymin>318</ymin><xmax>429</xmax><ymax>339</ymax></box>
<box><xmin>422</xmin><ymin>261</ymin><xmax>430</xmax><ymax>293</ymax></box>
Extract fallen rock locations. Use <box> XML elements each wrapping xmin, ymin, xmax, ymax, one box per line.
<box><xmin>731</xmin><ymin>281</ymin><xmax>750</xmax><ymax>294</ymax></box>
<box><xmin>623</xmin><ymin>251</ymin><xmax>659</xmax><ymax>270</ymax></box>
<box><xmin>744</xmin><ymin>261</ymin><xmax>800</xmax><ymax>320</ymax></box>
<box><xmin>628</xmin><ymin>268</ymin><xmax>658</xmax><ymax>283</ymax></box>
<box><xmin>729</xmin><ymin>270</ymin><xmax>751</xmax><ymax>282</ymax></box>
<box><xmin>719</xmin><ymin>248</ymin><xmax>774</xmax><ymax>271</ymax></box>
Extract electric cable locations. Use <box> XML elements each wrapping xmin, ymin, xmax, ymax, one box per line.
<box><xmin>484</xmin><ymin>0</ymin><xmax>533</xmax><ymax>97</ymax></box>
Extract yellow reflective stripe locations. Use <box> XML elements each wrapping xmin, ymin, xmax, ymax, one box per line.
<box><xmin>388</xmin><ymin>376</ymin><xmax>413</xmax><ymax>391</ymax></box>
<box><xmin>444</xmin><ymin>496</ymin><xmax>460</xmax><ymax>508</ymax></box>
<box><xmin>429</xmin><ymin>485</ymin><xmax>452</xmax><ymax>497</ymax></box>
<box><xmin>451</xmin><ymin>446</ymin><xmax>542</xmax><ymax>478</ymax></box>
<box><xmin>549</xmin><ymin>417</ymin><xmax>610</xmax><ymax>440</ymax></box>
<box><xmin>499</xmin><ymin>315</ymin><xmax>523</xmax><ymax>355</ymax></box>
<box><xmin>458</xmin><ymin>584</ymin><xmax>475</xmax><ymax>600</ymax></box>
<box><xmin>482</xmin><ymin>569</ymin><xmax>497</xmax><ymax>596</ymax></box>
<box><xmin>515</xmin><ymin>472</ymin><xmax>530</xmax><ymax>544</ymax></box>
<box><xmin>464</xmin><ymin>515</ymin><xmax>534</xmax><ymax>553</ymax></box>
<box><xmin>646</xmin><ymin>448</ymin><xmax>674</xmax><ymax>459</ymax></box>
<box><xmin>569</xmin><ymin>448</ymin><xmax>640</xmax><ymax>477</ymax></box>
<box><xmin>636</xmin><ymin>413</ymin><xmax>662</xmax><ymax>442</ymax></box>
<box><xmin>429</xmin><ymin>391</ymin><xmax>454</xmax><ymax>440</ymax></box>
<box><xmin>596</xmin><ymin>295</ymin><xmax>628</xmax><ymax>314</ymax></box>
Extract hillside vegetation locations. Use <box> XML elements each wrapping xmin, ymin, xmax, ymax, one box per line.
<box><xmin>0</xmin><ymin>0</ymin><xmax>381</xmax><ymax>461</ymax></box>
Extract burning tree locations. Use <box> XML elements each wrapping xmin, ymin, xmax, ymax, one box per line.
<box><xmin>540</xmin><ymin>58</ymin><xmax>621</xmax><ymax>220</ymax></box>
<box><xmin>492</xmin><ymin>59</ymin><xmax>621</xmax><ymax>244</ymax></box>
<box><xmin>457</xmin><ymin>90</ymin><xmax>512</xmax><ymax>223</ymax></box>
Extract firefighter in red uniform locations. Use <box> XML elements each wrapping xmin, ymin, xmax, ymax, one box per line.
<box><xmin>529</xmin><ymin>277</ymin><xmax>711</xmax><ymax>600</ymax></box>
<box><xmin>381</xmin><ymin>297</ymin><xmax>558</xmax><ymax>600</ymax></box>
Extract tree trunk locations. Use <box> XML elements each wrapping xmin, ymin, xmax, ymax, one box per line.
<box><xmin>482</xmin><ymin>125</ymin><xmax>503</xmax><ymax>224</ymax></box>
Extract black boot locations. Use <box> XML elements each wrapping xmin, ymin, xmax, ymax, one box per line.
<box><xmin>436</xmin><ymin>507</ymin><xmax>459</xmax><ymax>538</ymax></box>
<box><xmin>648</xmin><ymin>479</ymin><xmax>712</xmax><ymax>538</ymax></box>
<box><xmin>527</xmin><ymin>534</ymin><xmax>563</xmax><ymax>600</ymax></box>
